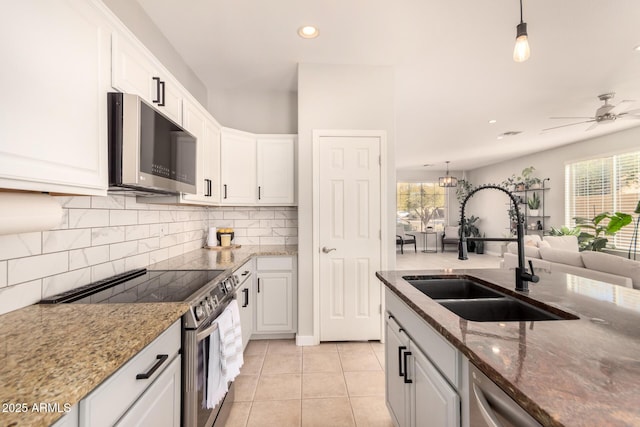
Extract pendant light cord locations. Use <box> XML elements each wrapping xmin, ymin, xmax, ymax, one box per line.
<box><xmin>519</xmin><ymin>0</ymin><xmax>524</xmax><ymax>24</ymax></box>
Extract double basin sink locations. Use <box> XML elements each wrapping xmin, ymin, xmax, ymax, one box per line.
<box><xmin>402</xmin><ymin>276</ymin><xmax>578</xmax><ymax>322</ymax></box>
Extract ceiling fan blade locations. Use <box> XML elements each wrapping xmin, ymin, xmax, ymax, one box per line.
<box><xmin>549</xmin><ymin>116</ymin><xmax>594</xmax><ymax>120</ymax></box>
<box><xmin>585</xmin><ymin>122</ymin><xmax>599</xmax><ymax>131</ymax></box>
<box><xmin>620</xmin><ymin>114</ymin><xmax>640</xmax><ymax>119</ymax></box>
<box><xmin>617</xmin><ymin>108</ymin><xmax>640</xmax><ymax>116</ymax></box>
<box><xmin>542</xmin><ymin>120</ymin><xmax>595</xmax><ymax>132</ymax></box>
<box><xmin>610</xmin><ymin>100</ymin><xmax>636</xmax><ymax>114</ymax></box>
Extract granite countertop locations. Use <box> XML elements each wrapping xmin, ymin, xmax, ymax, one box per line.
<box><xmin>147</xmin><ymin>244</ymin><xmax>298</xmax><ymax>272</ymax></box>
<box><xmin>376</xmin><ymin>268</ymin><xmax>640</xmax><ymax>427</ymax></box>
<box><xmin>0</xmin><ymin>303</ymin><xmax>188</xmax><ymax>427</ymax></box>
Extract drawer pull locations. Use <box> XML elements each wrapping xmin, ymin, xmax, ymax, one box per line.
<box><xmin>403</xmin><ymin>351</ymin><xmax>413</xmax><ymax>384</ymax></box>
<box><xmin>136</xmin><ymin>354</ymin><xmax>168</xmax><ymax>380</ymax></box>
<box><xmin>398</xmin><ymin>345</ymin><xmax>407</xmax><ymax>377</ymax></box>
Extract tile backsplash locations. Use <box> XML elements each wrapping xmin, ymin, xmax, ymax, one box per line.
<box><xmin>0</xmin><ymin>195</ymin><xmax>297</xmax><ymax>315</ymax></box>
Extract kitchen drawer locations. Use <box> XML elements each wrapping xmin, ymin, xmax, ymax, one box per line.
<box><xmin>256</xmin><ymin>256</ymin><xmax>293</xmax><ymax>271</ymax></box>
<box><xmin>79</xmin><ymin>320</ymin><xmax>181</xmax><ymax>427</ymax></box>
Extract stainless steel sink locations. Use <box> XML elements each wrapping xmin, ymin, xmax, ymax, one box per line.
<box><xmin>402</xmin><ymin>277</ymin><xmax>504</xmax><ymax>300</ymax></box>
<box><xmin>402</xmin><ymin>275</ymin><xmax>578</xmax><ymax>322</ymax></box>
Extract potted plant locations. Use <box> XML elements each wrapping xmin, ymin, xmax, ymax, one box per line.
<box><xmin>500</xmin><ymin>175</ymin><xmax>517</xmax><ymax>192</ymax></box>
<box><xmin>521</xmin><ymin>166</ymin><xmax>540</xmax><ymax>189</ymax></box>
<box><xmin>574</xmin><ymin>212</ymin><xmax>633</xmax><ymax>251</ymax></box>
<box><xmin>460</xmin><ymin>215</ymin><xmax>480</xmax><ymax>252</ymax></box>
<box><xmin>527</xmin><ymin>192</ymin><xmax>540</xmax><ymax>216</ymax></box>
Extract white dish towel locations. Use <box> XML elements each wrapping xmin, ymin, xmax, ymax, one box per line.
<box><xmin>218</xmin><ymin>300</ymin><xmax>244</xmax><ymax>382</ymax></box>
<box><xmin>205</xmin><ymin>327</ymin><xmax>227</xmax><ymax>409</ymax></box>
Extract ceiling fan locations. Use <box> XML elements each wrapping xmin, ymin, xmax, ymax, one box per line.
<box><xmin>543</xmin><ymin>92</ymin><xmax>640</xmax><ymax>132</ymax></box>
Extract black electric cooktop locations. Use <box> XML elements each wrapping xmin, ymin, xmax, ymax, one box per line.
<box><xmin>40</xmin><ymin>269</ymin><xmax>226</xmax><ymax>304</ymax></box>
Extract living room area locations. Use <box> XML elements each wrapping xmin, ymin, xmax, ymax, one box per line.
<box><xmin>395</xmin><ymin>123</ymin><xmax>640</xmax><ymax>289</ymax></box>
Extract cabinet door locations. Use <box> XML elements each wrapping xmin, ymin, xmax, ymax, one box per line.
<box><xmin>114</xmin><ymin>355</ymin><xmax>181</xmax><ymax>427</ymax></box>
<box><xmin>385</xmin><ymin>316</ymin><xmax>410</xmax><ymax>427</ymax></box>
<box><xmin>255</xmin><ymin>272</ymin><xmax>294</xmax><ymax>332</ymax></box>
<box><xmin>257</xmin><ymin>137</ymin><xmax>295</xmax><ymax>204</ymax></box>
<box><xmin>409</xmin><ymin>344</ymin><xmax>460</xmax><ymax>427</ymax></box>
<box><xmin>238</xmin><ymin>279</ymin><xmax>254</xmax><ymax>349</ymax></box>
<box><xmin>112</xmin><ymin>33</ymin><xmax>182</xmax><ymax>124</ymax></box>
<box><xmin>221</xmin><ymin>130</ymin><xmax>257</xmax><ymax>204</ymax></box>
<box><xmin>0</xmin><ymin>0</ymin><xmax>110</xmax><ymax>195</ymax></box>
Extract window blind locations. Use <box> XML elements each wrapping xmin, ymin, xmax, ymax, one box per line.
<box><xmin>566</xmin><ymin>151</ymin><xmax>640</xmax><ymax>250</ymax></box>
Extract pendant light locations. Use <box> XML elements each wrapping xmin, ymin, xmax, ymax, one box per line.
<box><xmin>513</xmin><ymin>0</ymin><xmax>530</xmax><ymax>62</ymax></box>
<box><xmin>439</xmin><ymin>161</ymin><xmax>458</xmax><ymax>188</ymax></box>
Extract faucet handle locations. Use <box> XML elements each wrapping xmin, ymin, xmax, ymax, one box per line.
<box><xmin>527</xmin><ymin>260</ymin><xmax>540</xmax><ymax>283</ymax></box>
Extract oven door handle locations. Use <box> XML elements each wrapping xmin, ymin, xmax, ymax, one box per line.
<box><xmin>196</xmin><ymin>321</ymin><xmax>219</xmax><ymax>342</ymax></box>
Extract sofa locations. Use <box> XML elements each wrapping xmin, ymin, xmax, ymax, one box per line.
<box><xmin>502</xmin><ymin>235</ymin><xmax>640</xmax><ymax>289</ymax></box>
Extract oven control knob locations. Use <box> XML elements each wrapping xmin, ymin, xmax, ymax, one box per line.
<box><xmin>194</xmin><ymin>304</ymin><xmax>206</xmax><ymax>321</ymax></box>
<box><xmin>204</xmin><ymin>298</ymin><xmax>213</xmax><ymax>312</ymax></box>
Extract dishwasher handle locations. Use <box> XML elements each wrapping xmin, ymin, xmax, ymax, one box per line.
<box><xmin>472</xmin><ymin>383</ymin><xmax>502</xmax><ymax>427</ymax></box>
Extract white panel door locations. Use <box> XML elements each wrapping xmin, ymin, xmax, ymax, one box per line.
<box><xmin>319</xmin><ymin>136</ymin><xmax>382</xmax><ymax>341</ymax></box>
<box><xmin>0</xmin><ymin>0</ymin><xmax>110</xmax><ymax>195</ymax></box>
<box><xmin>221</xmin><ymin>130</ymin><xmax>257</xmax><ymax>204</ymax></box>
<box><xmin>257</xmin><ymin>137</ymin><xmax>295</xmax><ymax>204</ymax></box>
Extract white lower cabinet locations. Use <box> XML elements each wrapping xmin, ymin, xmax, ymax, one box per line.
<box><xmin>114</xmin><ymin>356</ymin><xmax>181</xmax><ymax>427</ymax></box>
<box><xmin>79</xmin><ymin>320</ymin><xmax>181</xmax><ymax>427</ymax></box>
<box><xmin>51</xmin><ymin>405</ymin><xmax>78</xmax><ymax>427</ymax></box>
<box><xmin>234</xmin><ymin>260</ymin><xmax>255</xmax><ymax>349</ymax></box>
<box><xmin>255</xmin><ymin>256</ymin><xmax>297</xmax><ymax>334</ymax></box>
<box><xmin>385</xmin><ymin>289</ymin><xmax>461</xmax><ymax>427</ymax></box>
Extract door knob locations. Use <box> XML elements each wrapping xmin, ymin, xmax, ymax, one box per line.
<box><xmin>322</xmin><ymin>247</ymin><xmax>336</xmax><ymax>254</ymax></box>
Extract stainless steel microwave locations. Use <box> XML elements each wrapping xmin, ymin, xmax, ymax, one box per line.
<box><xmin>108</xmin><ymin>92</ymin><xmax>197</xmax><ymax>195</ymax></box>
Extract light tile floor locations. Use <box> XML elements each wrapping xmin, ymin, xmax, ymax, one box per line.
<box><xmin>227</xmin><ymin>339</ymin><xmax>393</xmax><ymax>427</ymax></box>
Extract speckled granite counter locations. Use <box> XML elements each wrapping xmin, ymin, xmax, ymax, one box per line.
<box><xmin>376</xmin><ymin>268</ymin><xmax>640</xmax><ymax>427</ymax></box>
<box><xmin>147</xmin><ymin>244</ymin><xmax>298</xmax><ymax>272</ymax></box>
<box><xmin>0</xmin><ymin>303</ymin><xmax>188</xmax><ymax>427</ymax></box>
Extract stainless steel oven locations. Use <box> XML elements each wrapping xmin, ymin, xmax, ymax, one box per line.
<box><xmin>40</xmin><ymin>267</ymin><xmax>247</xmax><ymax>427</ymax></box>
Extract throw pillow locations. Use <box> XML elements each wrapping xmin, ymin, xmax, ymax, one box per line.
<box><xmin>524</xmin><ymin>235</ymin><xmax>542</xmax><ymax>244</ymax></box>
<box><xmin>507</xmin><ymin>241</ymin><xmax>541</xmax><ymax>258</ymax></box>
<box><xmin>581</xmin><ymin>252</ymin><xmax>640</xmax><ymax>290</ymax></box>
<box><xmin>537</xmin><ymin>240</ymin><xmax>551</xmax><ymax>249</ymax></box>
<box><xmin>544</xmin><ymin>236</ymin><xmax>579</xmax><ymax>252</ymax></box>
<box><xmin>539</xmin><ymin>247</ymin><xmax>584</xmax><ymax>267</ymax></box>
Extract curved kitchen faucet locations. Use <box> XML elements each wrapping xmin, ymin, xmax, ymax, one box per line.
<box><xmin>458</xmin><ymin>184</ymin><xmax>539</xmax><ymax>292</ymax></box>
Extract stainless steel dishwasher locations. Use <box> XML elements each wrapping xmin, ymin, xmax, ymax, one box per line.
<box><xmin>469</xmin><ymin>363</ymin><xmax>542</xmax><ymax>427</ymax></box>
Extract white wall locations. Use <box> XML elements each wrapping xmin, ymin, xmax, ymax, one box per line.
<box><xmin>209</xmin><ymin>89</ymin><xmax>297</xmax><ymax>134</ymax></box>
<box><xmin>467</xmin><ymin>125</ymin><xmax>640</xmax><ymax>253</ymax></box>
<box><xmin>297</xmin><ymin>63</ymin><xmax>396</xmax><ymax>340</ymax></box>
<box><xmin>103</xmin><ymin>0</ymin><xmax>208</xmax><ymax>105</ymax></box>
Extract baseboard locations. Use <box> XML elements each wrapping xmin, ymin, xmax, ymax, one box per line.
<box><xmin>295</xmin><ymin>335</ymin><xmax>318</xmax><ymax>346</ymax></box>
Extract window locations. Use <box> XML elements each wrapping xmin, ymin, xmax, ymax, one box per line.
<box><xmin>565</xmin><ymin>151</ymin><xmax>640</xmax><ymax>250</ymax></box>
<box><xmin>396</xmin><ymin>182</ymin><xmax>446</xmax><ymax>232</ymax></box>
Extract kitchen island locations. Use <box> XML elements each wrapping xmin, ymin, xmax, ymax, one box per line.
<box><xmin>376</xmin><ymin>268</ymin><xmax>640</xmax><ymax>427</ymax></box>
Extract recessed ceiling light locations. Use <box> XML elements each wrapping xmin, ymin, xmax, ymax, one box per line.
<box><xmin>488</xmin><ymin>119</ymin><xmax>497</xmax><ymax>124</ymax></box>
<box><xmin>634</xmin><ymin>45</ymin><xmax>640</xmax><ymax>52</ymax></box>
<box><xmin>498</xmin><ymin>131</ymin><xmax>522</xmax><ymax>139</ymax></box>
<box><xmin>298</xmin><ymin>26</ymin><xmax>319</xmax><ymax>39</ymax></box>
<box><xmin>423</xmin><ymin>163</ymin><xmax>433</xmax><ymax>167</ymax></box>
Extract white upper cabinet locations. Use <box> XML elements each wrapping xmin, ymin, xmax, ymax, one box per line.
<box><xmin>111</xmin><ymin>32</ymin><xmax>183</xmax><ymax>125</ymax></box>
<box><xmin>221</xmin><ymin>129</ymin><xmax>257</xmax><ymax>204</ymax></box>
<box><xmin>221</xmin><ymin>128</ymin><xmax>296</xmax><ymax>206</ymax></box>
<box><xmin>257</xmin><ymin>137</ymin><xmax>295</xmax><ymax>204</ymax></box>
<box><xmin>181</xmin><ymin>98</ymin><xmax>221</xmax><ymax>204</ymax></box>
<box><xmin>0</xmin><ymin>0</ymin><xmax>112</xmax><ymax>195</ymax></box>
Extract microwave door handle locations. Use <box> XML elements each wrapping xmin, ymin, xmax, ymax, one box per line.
<box><xmin>152</xmin><ymin>77</ymin><xmax>161</xmax><ymax>104</ymax></box>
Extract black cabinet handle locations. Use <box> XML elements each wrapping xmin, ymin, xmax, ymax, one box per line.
<box><xmin>398</xmin><ymin>345</ymin><xmax>406</xmax><ymax>377</ymax></box>
<box><xmin>136</xmin><ymin>354</ymin><xmax>168</xmax><ymax>380</ymax></box>
<box><xmin>242</xmin><ymin>288</ymin><xmax>249</xmax><ymax>307</ymax></box>
<box><xmin>403</xmin><ymin>351</ymin><xmax>413</xmax><ymax>383</ymax></box>
<box><xmin>257</xmin><ymin>278</ymin><xmax>260</xmax><ymax>293</ymax></box>
<box><xmin>258</xmin><ymin>186</ymin><xmax>261</xmax><ymax>200</ymax></box>
<box><xmin>241</xmin><ymin>271</ymin><xmax>250</xmax><ymax>276</ymax></box>
<box><xmin>223</xmin><ymin>184</ymin><xmax>228</xmax><ymax>199</ymax></box>
<box><xmin>158</xmin><ymin>80</ymin><xmax>165</xmax><ymax>106</ymax></box>
<box><xmin>205</xmin><ymin>179</ymin><xmax>212</xmax><ymax>197</ymax></box>
<box><xmin>152</xmin><ymin>77</ymin><xmax>161</xmax><ymax>104</ymax></box>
